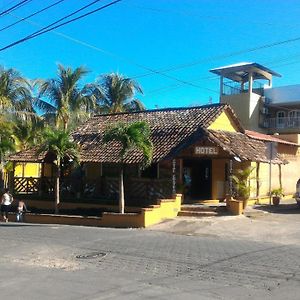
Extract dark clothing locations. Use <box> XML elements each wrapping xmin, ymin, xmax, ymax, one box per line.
<box><xmin>1</xmin><ymin>204</ymin><xmax>10</xmax><ymax>214</ymax></box>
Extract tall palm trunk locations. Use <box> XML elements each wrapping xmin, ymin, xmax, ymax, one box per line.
<box><xmin>0</xmin><ymin>158</ymin><xmax>4</xmax><ymax>189</ymax></box>
<box><xmin>119</xmin><ymin>166</ymin><xmax>125</xmax><ymax>214</ymax></box>
<box><xmin>54</xmin><ymin>161</ymin><xmax>61</xmax><ymax>214</ymax></box>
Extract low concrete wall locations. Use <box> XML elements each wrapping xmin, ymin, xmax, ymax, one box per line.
<box><xmin>21</xmin><ymin>199</ymin><xmax>140</xmax><ymax>213</ymax></box>
<box><xmin>8</xmin><ymin>194</ymin><xmax>183</xmax><ymax>228</ymax></box>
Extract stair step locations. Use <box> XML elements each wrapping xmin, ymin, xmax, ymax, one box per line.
<box><xmin>178</xmin><ymin>211</ymin><xmax>218</xmax><ymax>217</ymax></box>
<box><xmin>180</xmin><ymin>205</ymin><xmax>217</xmax><ymax>213</ymax></box>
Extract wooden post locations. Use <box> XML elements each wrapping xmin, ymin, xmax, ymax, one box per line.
<box><xmin>172</xmin><ymin>159</ymin><xmax>176</xmax><ymax>194</ymax></box>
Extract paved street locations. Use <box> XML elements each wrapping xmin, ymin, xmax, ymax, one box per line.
<box><xmin>0</xmin><ymin>203</ymin><xmax>300</xmax><ymax>299</ymax></box>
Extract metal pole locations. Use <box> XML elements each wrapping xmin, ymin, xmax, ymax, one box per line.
<box><xmin>269</xmin><ymin>143</ymin><xmax>273</xmax><ymax>205</ymax></box>
<box><xmin>229</xmin><ymin>159</ymin><xmax>233</xmax><ymax>197</ymax></box>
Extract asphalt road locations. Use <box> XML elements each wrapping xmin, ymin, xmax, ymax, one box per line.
<box><xmin>0</xmin><ymin>203</ymin><xmax>300</xmax><ymax>300</ymax></box>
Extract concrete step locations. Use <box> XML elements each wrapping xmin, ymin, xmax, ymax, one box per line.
<box><xmin>178</xmin><ymin>210</ymin><xmax>218</xmax><ymax>217</ymax></box>
<box><xmin>180</xmin><ymin>204</ymin><xmax>217</xmax><ymax>213</ymax></box>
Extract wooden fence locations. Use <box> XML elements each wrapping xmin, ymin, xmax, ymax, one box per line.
<box><xmin>13</xmin><ymin>176</ymin><xmax>172</xmax><ymax>205</ymax></box>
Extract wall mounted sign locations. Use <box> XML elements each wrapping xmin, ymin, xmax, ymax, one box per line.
<box><xmin>194</xmin><ymin>146</ymin><xmax>219</xmax><ymax>155</ymax></box>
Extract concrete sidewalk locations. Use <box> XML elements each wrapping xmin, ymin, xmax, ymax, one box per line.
<box><xmin>148</xmin><ymin>200</ymin><xmax>300</xmax><ymax>245</ymax></box>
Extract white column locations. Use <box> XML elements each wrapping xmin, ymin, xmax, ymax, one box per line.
<box><xmin>220</xmin><ymin>76</ymin><xmax>223</xmax><ymax>96</ymax></box>
<box><xmin>248</xmin><ymin>72</ymin><xmax>253</xmax><ymax>94</ymax></box>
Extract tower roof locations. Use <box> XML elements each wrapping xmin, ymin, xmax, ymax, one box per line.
<box><xmin>210</xmin><ymin>62</ymin><xmax>281</xmax><ymax>82</ymax></box>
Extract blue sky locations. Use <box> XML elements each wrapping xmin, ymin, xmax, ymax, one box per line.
<box><xmin>1</xmin><ymin>0</ymin><xmax>300</xmax><ymax>109</ymax></box>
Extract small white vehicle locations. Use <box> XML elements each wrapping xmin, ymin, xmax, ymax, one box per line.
<box><xmin>295</xmin><ymin>179</ymin><xmax>300</xmax><ymax>207</ymax></box>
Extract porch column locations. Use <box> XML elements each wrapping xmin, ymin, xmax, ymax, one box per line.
<box><xmin>220</xmin><ymin>76</ymin><xmax>224</xmax><ymax>96</ymax></box>
<box><xmin>9</xmin><ymin>162</ymin><xmax>16</xmax><ymax>193</ymax></box>
<box><xmin>178</xmin><ymin>159</ymin><xmax>183</xmax><ymax>185</ymax></box>
<box><xmin>248</xmin><ymin>72</ymin><xmax>253</xmax><ymax>94</ymax></box>
<box><xmin>172</xmin><ymin>159</ymin><xmax>176</xmax><ymax>194</ymax></box>
<box><xmin>229</xmin><ymin>159</ymin><xmax>233</xmax><ymax>197</ymax></box>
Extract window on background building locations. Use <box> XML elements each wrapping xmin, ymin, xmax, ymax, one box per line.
<box><xmin>288</xmin><ymin>110</ymin><xmax>300</xmax><ymax>127</ymax></box>
<box><xmin>276</xmin><ymin>111</ymin><xmax>285</xmax><ymax>128</ymax></box>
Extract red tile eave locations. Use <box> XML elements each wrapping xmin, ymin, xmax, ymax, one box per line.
<box><xmin>245</xmin><ymin>130</ymin><xmax>299</xmax><ymax>146</ymax></box>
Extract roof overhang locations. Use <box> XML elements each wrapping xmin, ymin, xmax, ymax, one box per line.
<box><xmin>210</xmin><ymin>62</ymin><xmax>281</xmax><ymax>82</ymax></box>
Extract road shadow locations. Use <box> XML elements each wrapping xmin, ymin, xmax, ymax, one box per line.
<box><xmin>252</xmin><ymin>203</ymin><xmax>300</xmax><ymax>214</ymax></box>
<box><xmin>0</xmin><ymin>222</ymin><xmax>44</xmax><ymax>227</ymax></box>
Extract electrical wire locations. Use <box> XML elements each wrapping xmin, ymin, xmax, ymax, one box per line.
<box><xmin>0</xmin><ymin>0</ymin><xmax>32</xmax><ymax>17</ymax></box>
<box><xmin>0</xmin><ymin>0</ymin><xmax>122</xmax><ymax>52</ymax></box>
<box><xmin>132</xmin><ymin>36</ymin><xmax>300</xmax><ymax>80</ymax></box>
<box><xmin>4</xmin><ymin>1</ymin><xmax>300</xmax><ymax>97</ymax></box>
<box><xmin>8</xmin><ymin>11</ymin><xmax>220</xmax><ymax>96</ymax></box>
<box><xmin>0</xmin><ymin>0</ymin><xmax>66</xmax><ymax>33</ymax></box>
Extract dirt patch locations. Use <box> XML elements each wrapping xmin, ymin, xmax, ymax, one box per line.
<box><xmin>12</xmin><ymin>256</ymin><xmax>81</xmax><ymax>271</ymax></box>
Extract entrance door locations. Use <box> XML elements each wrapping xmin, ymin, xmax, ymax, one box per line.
<box><xmin>183</xmin><ymin>160</ymin><xmax>212</xmax><ymax>200</ymax></box>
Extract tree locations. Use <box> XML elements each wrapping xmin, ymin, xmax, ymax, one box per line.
<box><xmin>0</xmin><ymin>66</ymin><xmax>32</xmax><ymax>112</ymax></box>
<box><xmin>38</xmin><ymin>64</ymin><xmax>99</xmax><ymax>130</ymax></box>
<box><xmin>97</xmin><ymin>73</ymin><xmax>145</xmax><ymax>113</ymax></box>
<box><xmin>12</xmin><ymin>118</ymin><xmax>45</xmax><ymax>151</ymax></box>
<box><xmin>0</xmin><ymin>121</ymin><xmax>15</xmax><ymax>189</ymax></box>
<box><xmin>38</xmin><ymin>128</ymin><xmax>79</xmax><ymax>213</ymax></box>
<box><xmin>103</xmin><ymin>121</ymin><xmax>153</xmax><ymax>213</ymax></box>
<box><xmin>232</xmin><ymin>166</ymin><xmax>255</xmax><ymax>209</ymax></box>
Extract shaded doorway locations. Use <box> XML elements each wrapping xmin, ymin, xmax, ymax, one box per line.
<box><xmin>183</xmin><ymin>159</ymin><xmax>212</xmax><ymax>200</ymax></box>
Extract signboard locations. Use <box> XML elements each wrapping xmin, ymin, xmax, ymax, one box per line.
<box><xmin>194</xmin><ymin>146</ymin><xmax>219</xmax><ymax>155</ymax></box>
<box><xmin>265</xmin><ymin>142</ymin><xmax>277</xmax><ymax>160</ymax></box>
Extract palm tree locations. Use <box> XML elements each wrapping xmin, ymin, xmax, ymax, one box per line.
<box><xmin>38</xmin><ymin>64</ymin><xmax>100</xmax><ymax>131</ymax></box>
<box><xmin>0</xmin><ymin>66</ymin><xmax>32</xmax><ymax>112</ymax></box>
<box><xmin>38</xmin><ymin>128</ymin><xmax>79</xmax><ymax>213</ymax></box>
<box><xmin>103</xmin><ymin>121</ymin><xmax>153</xmax><ymax>214</ymax></box>
<box><xmin>12</xmin><ymin>118</ymin><xmax>45</xmax><ymax>151</ymax></box>
<box><xmin>0</xmin><ymin>121</ymin><xmax>15</xmax><ymax>189</ymax></box>
<box><xmin>97</xmin><ymin>73</ymin><xmax>145</xmax><ymax>113</ymax></box>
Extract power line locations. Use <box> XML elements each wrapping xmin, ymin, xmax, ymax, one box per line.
<box><xmin>7</xmin><ymin>11</ymin><xmax>218</xmax><ymax>95</ymax></box>
<box><xmin>0</xmin><ymin>0</ymin><xmax>32</xmax><ymax>17</ymax></box>
<box><xmin>4</xmin><ymin>1</ymin><xmax>300</xmax><ymax>96</ymax></box>
<box><xmin>132</xmin><ymin>36</ymin><xmax>300</xmax><ymax>80</ymax></box>
<box><xmin>0</xmin><ymin>0</ymin><xmax>66</xmax><ymax>33</ymax></box>
<box><xmin>0</xmin><ymin>0</ymin><xmax>122</xmax><ymax>52</ymax></box>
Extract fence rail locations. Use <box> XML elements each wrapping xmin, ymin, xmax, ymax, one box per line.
<box><xmin>13</xmin><ymin>176</ymin><xmax>173</xmax><ymax>205</ymax></box>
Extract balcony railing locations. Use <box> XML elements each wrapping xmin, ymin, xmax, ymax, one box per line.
<box><xmin>222</xmin><ymin>81</ymin><xmax>264</xmax><ymax>96</ymax></box>
<box><xmin>264</xmin><ymin>117</ymin><xmax>300</xmax><ymax>129</ymax></box>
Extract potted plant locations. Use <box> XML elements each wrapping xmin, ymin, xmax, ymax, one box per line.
<box><xmin>231</xmin><ymin>167</ymin><xmax>255</xmax><ymax>209</ymax></box>
<box><xmin>271</xmin><ymin>188</ymin><xmax>284</xmax><ymax>206</ymax></box>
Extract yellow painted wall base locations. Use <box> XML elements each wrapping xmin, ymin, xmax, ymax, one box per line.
<box><xmin>8</xmin><ymin>194</ymin><xmax>182</xmax><ymax>228</ymax></box>
<box><xmin>256</xmin><ymin>195</ymin><xmax>293</xmax><ymax>205</ymax></box>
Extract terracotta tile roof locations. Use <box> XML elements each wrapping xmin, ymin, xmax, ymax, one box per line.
<box><xmin>245</xmin><ymin>130</ymin><xmax>299</xmax><ymax>146</ymax></box>
<box><xmin>10</xmin><ymin>104</ymin><xmax>284</xmax><ymax>164</ymax></box>
<box><xmin>8</xmin><ymin>147</ymin><xmax>46</xmax><ymax>163</ymax></box>
<box><xmin>207</xmin><ymin>130</ymin><xmax>284</xmax><ymax>163</ymax></box>
<box><xmin>9</xmin><ymin>104</ymin><xmax>232</xmax><ymax>163</ymax></box>
<box><xmin>73</xmin><ymin>103</ymin><xmax>231</xmax><ymax>163</ymax></box>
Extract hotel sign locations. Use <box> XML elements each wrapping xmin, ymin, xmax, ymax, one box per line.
<box><xmin>194</xmin><ymin>146</ymin><xmax>219</xmax><ymax>155</ymax></box>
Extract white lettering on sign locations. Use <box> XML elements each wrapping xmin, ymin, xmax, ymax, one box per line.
<box><xmin>194</xmin><ymin>146</ymin><xmax>219</xmax><ymax>155</ymax></box>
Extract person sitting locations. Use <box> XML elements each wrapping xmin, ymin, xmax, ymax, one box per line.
<box><xmin>16</xmin><ymin>200</ymin><xmax>28</xmax><ymax>222</ymax></box>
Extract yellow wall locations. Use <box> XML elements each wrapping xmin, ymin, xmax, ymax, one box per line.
<box><xmin>212</xmin><ymin>159</ymin><xmax>227</xmax><ymax>199</ymax></box>
<box><xmin>220</xmin><ymin>92</ymin><xmax>263</xmax><ymax>132</ymax></box>
<box><xmin>12</xmin><ymin>194</ymin><xmax>182</xmax><ymax>228</ymax></box>
<box><xmin>14</xmin><ymin>163</ymin><xmax>41</xmax><ymax>178</ymax></box>
<box><xmin>143</xmin><ymin>195</ymin><xmax>182</xmax><ymax>227</ymax></box>
<box><xmin>208</xmin><ymin>111</ymin><xmax>239</xmax><ymax>132</ymax></box>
